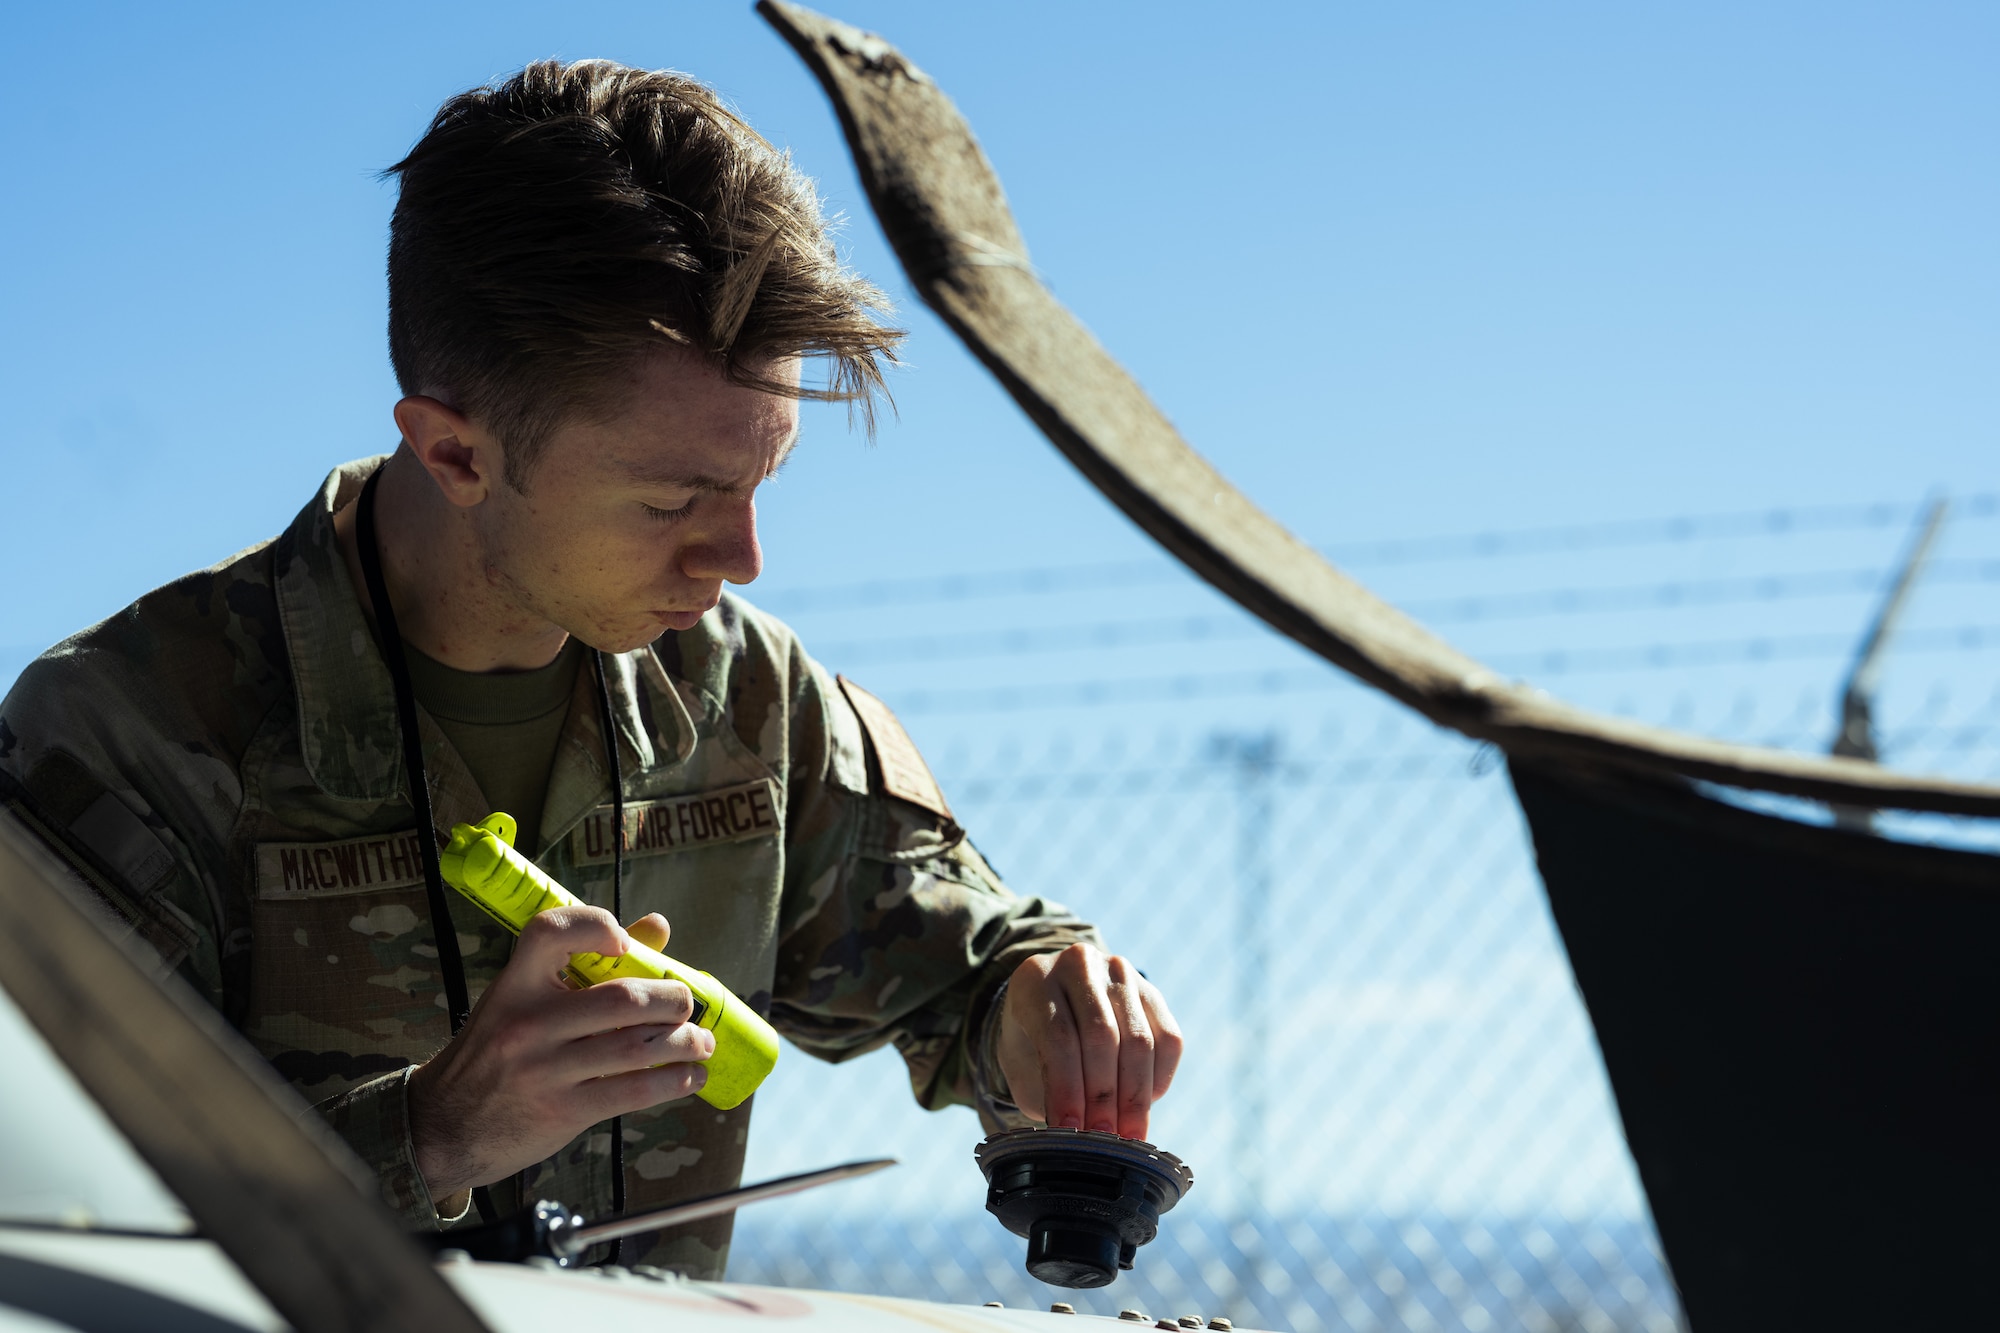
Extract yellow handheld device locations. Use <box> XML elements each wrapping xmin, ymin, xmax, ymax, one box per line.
<box><xmin>436</xmin><ymin>812</ymin><xmax>780</xmax><ymax>1110</ymax></box>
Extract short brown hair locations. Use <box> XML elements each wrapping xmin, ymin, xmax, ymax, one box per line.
<box><xmin>386</xmin><ymin>59</ymin><xmax>900</xmax><ymax>485</ymax></box>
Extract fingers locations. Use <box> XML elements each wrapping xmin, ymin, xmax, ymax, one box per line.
<box><xmin>1024</xmin><ymin>945</ymin><xmax>1121</xmax><ymax>1133</ymax></box>
<box><xmin>1005</xmin><ymin>945</ymin><xmax>1182</xmax><ymax>1140</ymax></box>
<box><xmin>409</xmin><ymin>909</ymin><xmax>708</xmax><ymax>1198</ymax></box>
<box><xmin>1028</xmin><ymin>980</ymin><xmax>1085</xmax><ymax>1129</ymax></box>
<box><xmin>1064</xmin><ymin>948</ymin><xmax>1125</xmax><ymax>1135</ymax></box>
<box><xmin>573</xmin><ymin>1061</ymin><xmax>710</xmax><ymax>1122</ymax></box>
<box><xmin>996</xmin><ymin>981</ymin><xmax>1047</xmax><ymax>1123</ymax></box>
<box><xmin>512</xmin><ymin>905</ymin><xmax>630</xmax><ymax>984</ymax></box>
<box><xmin>553</xmin><ymin>1017</ymin><xmax>715</xmax><ymax>1084</ymax></box>
<box><xmin>1141</xmin><ymin>979</ymin><xmax>1184</xmax><ymax>1101</ymax></box>
<box><xmin>542</xmin><ymin>975</ymin><xmax>699</xmax><ymax>1043</ymax></box>
<box><xmin>507</xmin><ymin>911</ymin><xmax>697</xmax><ymax>1040</ymax></box>
<box><xmin>626</xmin><ymin>912</ymin><xmax>671</xmax><ymax>952</ymax></box>
<box><xmin>1106</xmin><ymin>956</ymin><xmax>1156</xmax><ymax>1140</ymax></box>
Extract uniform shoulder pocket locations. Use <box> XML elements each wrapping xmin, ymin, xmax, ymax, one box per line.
<box><xmin>8</xmin><ymin>751</ymin><xmax>197</xmax><ymax>971</ymax></box>
<box><xmin>837</xmin><ymin>676</ymin><xmax>954</xmax><ymax>821</ymax></box>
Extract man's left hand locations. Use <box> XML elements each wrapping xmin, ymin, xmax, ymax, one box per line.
<box><xmin>996</xmin><ymin>943</ymin><xmax>1182</xmax><ymax>1140</ymax></box>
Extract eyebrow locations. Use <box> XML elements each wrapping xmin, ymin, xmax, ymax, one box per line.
<box><xmin>617</xmin><ymin>428</ymin><xmax>800</xmax><ymax>494</ymax></box>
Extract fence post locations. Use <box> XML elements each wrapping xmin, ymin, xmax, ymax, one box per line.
<box><xmin>1829</xmin><ymin>494</ymin><xmax>1949</xmax><ymax>830</ymax></box>
<box><xmin>1211</xmin><ymin>729</ymin><xmax>1279</xmax><ymax>1315</ymax></box>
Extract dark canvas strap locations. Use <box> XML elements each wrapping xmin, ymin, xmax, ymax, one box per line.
<box><xmin>354</xmin><ymin>467</ymin><xmax>473</xmax><ymax>1031</ymax></box>
<box><xmin>356</xmin><ymin>463</ymin><xmax>631</xmax><ymax>1256</ymax></box>
<box><xmin>589</xmin><ymin>648</ymin><xmax>627</xmax><ymax>1263</ymax></box>
<box><xmin>355</xmin><ymin>466</ymin><xmax>494</xmax><ymax>1224</ymax></box>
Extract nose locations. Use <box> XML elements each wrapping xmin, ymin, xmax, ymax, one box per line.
<box><xmin>679</xmin><ymin>494</ymin><xmax>763</xmax><ymax>586</ymax></box>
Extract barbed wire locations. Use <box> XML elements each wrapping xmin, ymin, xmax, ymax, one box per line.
<box><xmin>938</xmin><ymin>722</ymin><xmax>2000</xmax><ymax>799</ymax></box>
<box><xmin>946</xmin><ymin>750</ymin><xmax>1475</xmax><ymax>801</ymax></box>
<box><xmin>883</xmin><ymin>623</ymin><xmax>2000</xmax><ymax>714</ymax></box>
<box><xmin>759</xmin><ymin>494</ymin><xmax>1994</xmax><ymax>615</ymax></box>
<box><xmin>808</xmin><ymin>559</ymin><xmax>2000</xmax><ymax>667</ymax></box>
<box><xmin>1495</xmin><ymin>622</ymin><xmax>2000</xmax><ymax>676</ymax></box>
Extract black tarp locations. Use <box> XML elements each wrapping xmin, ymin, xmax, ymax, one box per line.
<box><xmin>1511</xmin><ymin>762</ymin><xmax>2000</xmax><ymax>1329</ymax></box>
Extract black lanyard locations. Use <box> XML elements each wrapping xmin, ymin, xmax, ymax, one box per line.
<box><xmin>355</xmin><ymin>464</ymin><xmax>628</xmax><ymax>1259</ymax></box>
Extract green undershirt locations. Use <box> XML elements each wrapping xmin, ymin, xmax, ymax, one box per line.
<box><xmin>403</xmin><ymin>638</ymin><xmax>583</xmax><ymax>853</ymax></box>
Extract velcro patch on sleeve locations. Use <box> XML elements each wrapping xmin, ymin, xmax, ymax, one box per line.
<box><xmin>68</xmin><ymin>792</ymin><xmax>175</xmax><ymax>895</ymax></box>
<box><xmin>836</xmin><ymin>676</ymin><xmax>954</xmax><ymax>822</ymax></box>
<box><xmin>571</xmin><ymin>778</ymin><xmax>783</xmax><ymax>866</ymax></box>
<box><xmin>257</xmin><ymin>831</ymin><xmax>429</xmax><ymax>900</ymax></box>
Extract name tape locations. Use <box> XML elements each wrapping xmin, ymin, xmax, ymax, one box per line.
<box><xmin>257</xmin><ymin>831</ymin><xmax>429</xmax><ymax>901</ymax></box>
<box><xmin>571</xmin><ymin>778</ymin><xmax>782</xmax><ymax>866</ymax></box>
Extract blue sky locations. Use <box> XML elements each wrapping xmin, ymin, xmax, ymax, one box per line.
<box><xmin>3</xmin><ymin>1</ymin><xmax>1994</xmax><ymax>705</ymax></box>
<box><xmin>3</xmin><ymin>2</ymin><xmax>1996</xmax><ymax>1270</ymax></box>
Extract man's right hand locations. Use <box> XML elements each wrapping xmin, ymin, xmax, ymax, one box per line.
<box><xmin>407</xmin><ymin>906</ymin><xmax>711</xmax><ymax>1203</ymax></box>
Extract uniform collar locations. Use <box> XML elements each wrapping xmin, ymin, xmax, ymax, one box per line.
<box><xmin>272</xmin><ymin>457</ymin><xmax>696</xmax><ymax>805</ymax></box>
<box><xmin>273</xmin><ymin>459</ymin><xmax>403</xmax><ymax>802</ymax></box>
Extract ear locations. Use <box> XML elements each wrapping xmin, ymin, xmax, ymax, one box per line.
<box><xmin>392</xmin><ymin>395</ymin><xmax>496</xmax><ymax>509</ymax></box>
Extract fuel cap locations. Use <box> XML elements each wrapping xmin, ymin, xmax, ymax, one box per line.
<box><xmin>974</xmin><ymin>1127</ymin><xmax>1193</xmax><ymax>1288</ymax></box>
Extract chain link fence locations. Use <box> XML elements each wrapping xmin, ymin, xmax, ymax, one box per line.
<box><xmin>726</xmin><ymin>678</ymin><xmax>2000</xmax><ymax>1331</ymax></box>
<box><xmin>729</xmin><ymin>699</ymin><xmax>1626</xmax><ymax>1329</ymax></box>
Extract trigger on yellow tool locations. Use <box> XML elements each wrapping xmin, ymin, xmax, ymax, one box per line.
<box><xmin>478</xmin><ymin>812</ymin><xmax>518</xmax><ymax>847</ymax></box>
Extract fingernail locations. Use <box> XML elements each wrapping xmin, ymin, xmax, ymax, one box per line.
<box><xmin>1090</xmin><ymin>1119</ymin><xmax>1114</xmax><ymax>1134</ymax></box>
<box><xmin>1058</xmin><ymin>1114</ymin><xmax>1082</xmax><ymax>1129</ymax></box>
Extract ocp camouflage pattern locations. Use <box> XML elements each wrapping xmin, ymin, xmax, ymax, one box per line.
<box><xmin>0</xmin><ymin>458</ymin><xmax>1099</xmax><ymax>1276</ymax></box>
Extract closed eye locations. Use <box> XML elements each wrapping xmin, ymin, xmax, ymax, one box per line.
<box><xmin>641</xmin><ymin>498</ymin><xmax>699</xmax><ymax>523</ymax></box>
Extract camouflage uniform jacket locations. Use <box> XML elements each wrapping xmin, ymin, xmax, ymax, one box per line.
<box><xmin>0</xmin><ymin>458</ymin><xmax>1098</xmax><ymax>1276</ymax></box>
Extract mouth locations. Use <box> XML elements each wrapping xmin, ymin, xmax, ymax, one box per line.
<box><xmin>655</xmin><ymin>603</ymin><xmax>717</xmax><ymax>632</ymax></box>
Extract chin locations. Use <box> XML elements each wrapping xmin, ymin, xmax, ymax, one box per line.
<box><xmin>594</xmin><ymin>628</ymin><xmax>670</xmax><ymax>654</ymax></box>
<box><xmin>585</xmin><ymin>610</ymin><xmax>706</xmax><ymax>653</ymax></box>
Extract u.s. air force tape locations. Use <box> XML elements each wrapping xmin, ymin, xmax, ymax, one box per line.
<box><xmin>570</xmin><ymin>778</ymin><xmax>782</xmax><ymax>866</ymax></box>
